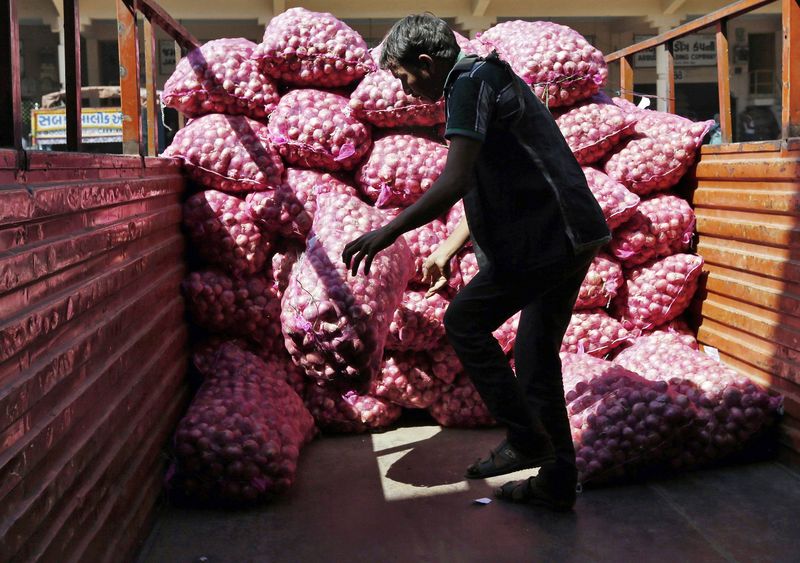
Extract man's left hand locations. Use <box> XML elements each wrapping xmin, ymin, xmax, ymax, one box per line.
<box><xmin>342</xmin><ymin>226</ymin><xmax>397</xmax><ymax>276</ymax></box>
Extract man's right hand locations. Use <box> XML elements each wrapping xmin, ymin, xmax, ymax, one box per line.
<box><xmin>421</xmin><ymin>246</ymin><xmax>453</xmax><ymax>297</ymax></box>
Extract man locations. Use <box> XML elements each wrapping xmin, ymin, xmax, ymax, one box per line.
<box><xmin>342</xmin><ymin>14</ymin><xmax>611</xmax><ymax>512</ymax></box>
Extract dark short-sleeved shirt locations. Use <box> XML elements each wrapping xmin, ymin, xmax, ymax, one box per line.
<box><xmin>444</xmin><ymin>53</ymin><xmax>611</xmax><ymax>277</ymax></box>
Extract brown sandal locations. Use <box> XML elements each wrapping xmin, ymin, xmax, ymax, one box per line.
<box><xmin>494</xmin><ymin>477</ymin><xmax>576</xmax><ymax>512</ymax></box>
<box><xmin>465</xmin><ymin>439</ymin><xmax>555</xmax><ymax>479</ymax></box>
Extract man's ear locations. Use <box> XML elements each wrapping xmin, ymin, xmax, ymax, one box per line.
<box><xmin>417</xmin><ymin>54</ymin><xmax>434</xmax><ymax>75</ymax></box>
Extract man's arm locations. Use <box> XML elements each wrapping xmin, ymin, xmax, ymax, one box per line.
<box><xmin>342</xmin><ymin>135</ymin><xmax>481</xmax><ymax>275</ymax></box>
<box><xmin>385</xmin><ymin>136</ymin><xmax>481</xmax><ymax>238</ymax></box>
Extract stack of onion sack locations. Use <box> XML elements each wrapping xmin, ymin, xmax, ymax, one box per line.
<box><xmin>614</xmin><ymin>333</ymin><xmax>783</xmax><ymax>469</ymax></box>
<box><xmin>161</xmin><ymin>8</ymin><xmax>768</xmax><ymax>498</ymax></box>
<box><xmin>166</xmin><ymin>343</ymin><xmax>316</xmax><ymax>506</ymax></box>
<box><xmin>561</xmin><ymin>353</ymin><xmax>696</xmax><ymax>485</ymax></box>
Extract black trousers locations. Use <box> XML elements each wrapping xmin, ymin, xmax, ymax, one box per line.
<box><xmin>444</xmin><ymin>247</ymin><xmax>597</xmax><ymax>485</ymax></box>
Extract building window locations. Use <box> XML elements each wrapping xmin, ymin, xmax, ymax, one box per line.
<box><xmin>748</xmin><ymin>32</ymin><xmax>775</xmax><ymax>95</ymax></box>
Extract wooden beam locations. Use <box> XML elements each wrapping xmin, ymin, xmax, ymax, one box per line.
<box><xmin>175</xmin><ymin>39</ymin><xmax>185</xmax><ymax>131</ymax></box>
<box><xmin>273</xmin><ymin>0</ymin><xmax>285</xmax><ymax>15</ymax></box>
<box><xmin>716</xmin><ymin>20</ymin><xmax>733</xmax><ymax>143</ymax></box>
<box><xmin>472</xmin><ymin>0</ymin><xmax>492</xmax><ymax>17</ymax></box>
<box><xmin>125</xmin><ymin>0</ymin><xmax>199</xmax><ymax>51</ymax></box>
<box><xmin>63</xmin><ymin>0</ymin><xmax>82</xmax><ymax>151</ymax></box>
<box><xmin>0</xmin><ymin>0</ymin><xmax>22</xmax><ymax>150</ymax></box>
<box><xmin>620</xmin><ymin>56</ymin><xmax>634</xmax><ymax>101</ymax></box>
<box><xmin>662</xmin><ymin>0</ymin><xmax>687</xmax><ymax>14</ymax></box>
<box><xmin>666</xmin><ymin>40</ymin><xmax>676</xmax><ymax>114</ymax></box>
<box><xmin>606</xmin><ymin>0</ymin><xmax>775</xmax><ymax>62</ymax></box>
<box><xmin>116</xmin><ymin>0</ymin><xmax>143</xmax><ymax>156</ymax></box>
<box><xmin>143</xmin><ymin>17</ymin><xmax>158</xmax><ymax>156</ymax></box>
<box><xmin>782</xmin><ymin>0</ymin><xmax>800</xmax><ymax>139</ymax></box>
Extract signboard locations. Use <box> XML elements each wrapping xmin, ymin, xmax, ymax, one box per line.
<box><xmin>31</xmin><ymin>108</ymin><xmax>124</xmax><ymax>146</ymax></box>
<box><xmin>634</xmin><ymin>34</ymin><xmax>717</xmax><ymax>68</ymax></box>
<box><xmin>159</xmin><ymin>40</ymin><xmax>177</xmax><ymax>75</ymax></box>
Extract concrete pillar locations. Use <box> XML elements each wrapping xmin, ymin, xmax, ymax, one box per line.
<box><xmin>648</xmin><ymin>15</ymin><xmax>681</xmax><ymax>112</ymax></box>
<box><xmin>85</xmin><ymin>37</ymin><xmax>100</xmax><ymax>88</ymax></box>
<box><xmin>454</xmin><ymin>16</ymin><xmax>496</xmax><ymax>40</ymax></box>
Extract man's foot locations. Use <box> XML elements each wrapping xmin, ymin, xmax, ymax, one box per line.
<box><xmin>493</xmin><ymin>476</ymin><xmax>576</xmax><ymax>512</ymax></box>
<box><xmin>464</xmin><ymin>439</ymin><xmax>555</xmax><ymax>479</ymax></box>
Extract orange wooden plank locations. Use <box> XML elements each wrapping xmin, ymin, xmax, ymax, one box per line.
<box><xmin>695</xmin><ymin>208</ymin><xmax>800</xmax><ymax>247</ymax></box>
<box><xmin>692</xmin><ymin>187</ymin><xmax>800</xmax><ymax>214</ymax></box>
<box><xmin>143</xmin><ymin>18</ymin><xmax>159</xmax><ymax>157</ymax></box>
<box><xmin>716</xmin><ymin>20</ymin><xmax>733</xmax><ymax>143</ymax></box>
<box><xmin>697</xmin><ymin>236</ymin><xmax>800</xmax><ymax>280</ymax></box>
<box><xmin>703</xmin><ymin>263</ymin><xmax>800</xmax><ymax>318</ymax></box>
<box><xmin>711</xmin><ymin>348</ymin><xmax>800</xmax><ymax>408</ymax></box>
<box><xmin>116</xmin><ymin>0</ymin><xmax>143</xmax><ymax>156</ymax></box>
<box><xmin>1</xmin><ymin>317</ymin><xmax>185</xmax><ymax>560</ymax></box>
<box><xmin>698</xmin><ymin>319</ymin><xmax>800</xmax><ymax>385</ymax></box>
<box><xmin>620</xmin><ymin>56</ymin><xmax>634</xmax><ymax>102</ymax></box>
<box><xmin>701</xmin><ymin>292</ymin><xmax>800</xmax><ymax>352</ymax></box>
<box><xmin>694</xmin><ymin>155</ymin><xmax>800</xmax><ymax>180</ymax></box>
<box><xmin>782</xmin><ymin>0</ymin><xmax>800</xmax><ymax>138</ymax></box>
<box><xmin>700</xmin><ymin>140</ymin><xmax>783</xmax><ymax>156</ymax></box>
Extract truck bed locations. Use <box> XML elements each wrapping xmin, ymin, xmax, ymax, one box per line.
<box><xmin>137</xmin><ymin>423</ymin><xmax>800</xmax><ymax>563</ymax></box>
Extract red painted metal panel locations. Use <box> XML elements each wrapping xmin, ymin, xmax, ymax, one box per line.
<box><xmin>0</xmin><ymin>152</ymin><xmax>188</xmax><ymax>561</ymax></box>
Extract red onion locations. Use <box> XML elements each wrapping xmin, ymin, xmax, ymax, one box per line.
<box><xmin>183</xmin><ymin>190</ymin><xmax>270</xmax><ymax>276</ymax></box>
<box><xmin>611</xmin><ymin>253</ymin><xmax>704</xmax><ymax>332</ymax></box>
<box><xmin>253</xmin><ymin>8</ymin><xmax>374</xmax><ymax>87</ymax></box>
<box><xmin>428</xmin><ymin>374</ymin><xmax>495</xmax><ymax>428</ymax></box>
<box><xmin>386</xmin><ymin>289</ymin><xmax>448</xmax><ymax>352</ymax></box>
<box><xmin>280</xmin><ymin>193</ymin><xmax>414</xmax><ymax>384</ymax></box>
<box><xmin>427</xmin><ymin>341</ymin><xmax>464</xmax><ymax>385</ymax></box>
<box><xmin>304</xmin><ymin>382</ymin><xmax>402</xmax><ymax>433</ymax></box>
<box><xmin>349</xmin><ymin>70</ymin><xmax>445</xmax><ymax>128</ymax></box>
<box><xmin>554</xmin><ymin>94</ymin><xmax>637</xmax><ymax>164</ymax></box>
<box><xmin>609</xmin><ymin>194</ymin><xmax>695</xmax><ymax>267</ymax></box>
<box><xmin>162</xmin><ymin>38</ymin><xmax>280</xmax><ymax>119</ymax></box>
<box><xmin>355</xmin><ymin>133</ymin><xmax>448</xmax><ymax>208</ymax></box>
<box><xmin>582</xmin><ymin>167</ymin><xmax>641</xmax><ymax>231</ymax></box>
<box><xmin>402</xmin><ymin>219</ymin><xmax>450</xmax><ymax>284</ymax></box>
<box><xmin>183</xmin><ymin>270</ymin><xmax>284</xmax><ymax>353</ymax></box>
<box><xmin>575</xmin><ymin>252</ymin><xmax>623</xmax><ymax>310</ymax></box>
<box><xmin>371</xmin><ymin>350</ymin><xmax>444</xmax><ymax>409</ymax></box>
<box><xmin>268</xmin><ymin>89</ymin><xmax>372</xmax><ymax>172</ymax></box>
<box><xmin>561</xmin><ymin>309</ymin><xmax>629</xmax><ymax>357</ymax></box>
<box><xmin>476</xmin><ymin>21</ymin><xmax>608</xmax><ymax>107</ymax></box>
<box><xmin>163</xmin><ymin>114</ymin><xmax>284</xmax><ymax>192</ymax></box>
<box><xmin>615</xmin><ymin>333</ymin><xmax>782</xmax><ymax>468</ymax></box>
<box><xmin>167</xmin><ymin>343</ymin><xmax>315</xmax><ymax>505</ymax></box>
<box><xmin>246</xmin><ymin>168</ymin><xmax>358</xmax><ymax>242</ymax></box>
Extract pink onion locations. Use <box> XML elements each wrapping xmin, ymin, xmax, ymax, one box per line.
<box><xmin>163</xmin><ymin>114</ymin><xmax>284</xmax><ymax>192</ymax></box>
<box><xmin>268</xmin><ymin>89</ymin><xmax>372</xmax><ymax>172</ymax></box>
<box><xmin>253</xmin><ymin>8</ymin><xmax>374</xmax><ymax>87</ymax></box>
<box><xmin>162</xmin><ymin>38</ymin><xmax>280</xmax><ymax>119</ymax></box>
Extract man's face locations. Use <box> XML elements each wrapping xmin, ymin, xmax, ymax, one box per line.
<box><xmin>389</xmin><ymin>56</ymin><xmax>447</xmax><ymax>102</ymax></box>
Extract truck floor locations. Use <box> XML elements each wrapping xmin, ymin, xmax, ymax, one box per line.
<box><xmin>137</xmin><ymin>419</ymin><xmax>800</xmax><ymax>563</ymax></box>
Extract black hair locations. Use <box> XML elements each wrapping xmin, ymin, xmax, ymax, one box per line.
<box><xmin>379</xmin><ymin>14</ymin><xmax>460</xmax><ymax>69</ymax></box>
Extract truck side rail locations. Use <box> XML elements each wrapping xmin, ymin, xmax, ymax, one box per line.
<box><xmin>0</xmin><ymin>0</ymin><xmax>199</xmax><ymax>162</ymax></box>
<box><xmin>604</xmin><ymin>0</ymin><xmax>800</xmax><ymax>143</ymax></box>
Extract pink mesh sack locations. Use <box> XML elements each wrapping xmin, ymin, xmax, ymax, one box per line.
<box><xmin>162</xmin><ymin>38</ymin><xmax>280</xmax><ymax>119</ymax></box>
<box><xmin>268</xmin><ymin>89</ymin><xmax>372</xmax><ymax>172</ymax></box>
<box><xmin>253</xmin><ymin>8</ymin><xmax>374</xmax><ymax>87</ymax></box>
<box><xmin>163</xmin><ymin>114</ymin><xmax>284</xmax><ymax>192</ymax></box>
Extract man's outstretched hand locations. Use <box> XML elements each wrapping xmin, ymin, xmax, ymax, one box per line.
<box><xmin>342</xmin><ymin>226</ymin><xmax>397</xmax><ymax>276</ymax></box>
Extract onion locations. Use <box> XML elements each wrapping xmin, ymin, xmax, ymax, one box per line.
<box><xmin>163</xmin><ymin>114</ymin><xmax>284</xmax><ymax>192</ymax></box>
<box><xmin>162</xmin><ymin>38</ymin><xmax>280</xmax><ymax>119</ymax></box>
<box><xmin>428</xmin><ymin>374</ymin><xmax>495</xmax><ymax>428</ymax></box>
<box><xmin>280</xmin><ymin>192</ymin><xmax>414</xmax><ymax>384</ymax></box>
<box><xmin>253</xmin><ymin>8</ymin><xmax>374</xmax><ymax>87</ymax></box>
<box><xmin>267</xmin><ymin>89</ymin><xmax>372</xmax><ymax>172</ymax></box>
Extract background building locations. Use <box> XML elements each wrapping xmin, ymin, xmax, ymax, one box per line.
<box><xmin>17</xmin><ymin>0</ymin><xmax>784</xmax><ymax>146</ymax></box>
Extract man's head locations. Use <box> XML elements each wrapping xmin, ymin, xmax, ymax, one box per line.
<box><xmin>379</xmin><ymin>14</ymin><xmax>460</xmax><ymax>102</ymax></box>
